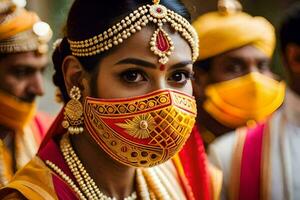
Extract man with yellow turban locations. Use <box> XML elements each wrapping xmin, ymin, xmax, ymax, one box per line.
<box><xmin>0</xmin><ymin>0</ymin><xmax>52</xmax><ymax>186</ymax></box>
<box><xmin>192</xmin><ymin>0</ymin><xmax>285</xmax><ymax>146</ymax></box>
<box><xmin>207</xmin><ymin>2</ymin><xmax>300</xmax><ymax>200</ymax></box>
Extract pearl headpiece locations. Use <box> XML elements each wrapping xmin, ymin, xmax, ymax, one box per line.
<box><xmin>68</xmin><ymin>0</ymin><xmax>199</xmax><ymax>64</ymax></box>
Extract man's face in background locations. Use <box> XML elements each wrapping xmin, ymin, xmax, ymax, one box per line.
<box><xmin>0</xmin><ymin>51</ymin><xmax>48</xmax><ymax>103</ymax></box>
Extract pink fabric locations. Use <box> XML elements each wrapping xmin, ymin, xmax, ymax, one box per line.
<box><xmin>38</xmin><ymin>137</ymin><xmax>80</xmax><ymax>199</ymax></box>
<box><xmin>239</xmin><ymin>123</ymin><xmax>265</xmax><ymax>200</ymax></box>
<box><xmin>52</xmin><ymin>175</ymin><xmax>79</xmax><ymax>200</ymax></box>
<box><xmin>38</xmin><ymin>139</ymin><xmax>73</xmax><ymax>180</ymax></box>
<box><xmin>33</xmin><ymin>112</ymin><xmax>54</xmax><ymax>142</ymax></box>
<box><xmin>39</xmin><ymin>109</ymin><xmax>64</xmax><ymax>150</ymax></box>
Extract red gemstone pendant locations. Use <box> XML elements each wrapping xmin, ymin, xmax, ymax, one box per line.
<box><xmin>150</xmin><ymin>28</ymin><xmax>174</xmax><ymax>64</ymax></box>
<box><xmin>156</xmin><ymin>30</ymin><xmax>170</xmax><ymax>52</ymax></box>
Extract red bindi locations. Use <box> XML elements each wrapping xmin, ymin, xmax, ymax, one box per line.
<box><xmin>159</xmin><ymin>64</ymin><xmax>166</xmax><ymax>71</ymax></box>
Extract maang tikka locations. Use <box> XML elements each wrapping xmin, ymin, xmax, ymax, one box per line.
<box><xmin>68</xmin><ymin>0</ymin><xmax>199</xmax><ymax>65</ymax></box>
<box><xmin>62</xmin><ymin>86</ymin><xmax>84</xmax><ymax>135</ymax></box>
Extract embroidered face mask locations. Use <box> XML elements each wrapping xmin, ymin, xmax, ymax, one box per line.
<box><xmin>204</xmin><ymin>72</ymin><xmax>285</xmax><ymax>127</ymax></box>
<box><xmin>83</xmin><ymin>89</ymin><xmax>196</xmax><ymax>167</ymax></box>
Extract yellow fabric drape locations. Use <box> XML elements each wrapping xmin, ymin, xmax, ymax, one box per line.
<box><xmin>0</xmin><ymin>90</ymin><xmax>36</xmax><ymax>131</ymax></box>
<box><xmin>0</xmin><ymin>8</ymin><xmax>39</xmax><ymax>40</ymax></box>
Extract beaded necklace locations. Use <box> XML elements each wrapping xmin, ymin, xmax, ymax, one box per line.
<box><xmin>46</xmin><ymin>133</ymin><xmax>182</xmax><ymax>199</ymax></box>
<box><xmin>47</xmin><ymin>134</ymin><xmax>137</xmax><ymax>200</ymax></box>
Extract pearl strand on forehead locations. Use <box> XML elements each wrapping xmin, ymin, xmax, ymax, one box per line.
<box><xmin>68</xmin><ymin>2</ymin><xmax>199</xmax><ymax>65</ymax></box>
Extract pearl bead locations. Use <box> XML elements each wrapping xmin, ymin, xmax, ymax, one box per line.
<box><xmin>68</xmin><ymin>2</ymin><xmax>199</xmax><ymax>64</ymax></box>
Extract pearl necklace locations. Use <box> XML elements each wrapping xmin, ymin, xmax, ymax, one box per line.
<box><xmin>46</xmin><ymin>134</ymin><xmax>177</xmax><ymax>200</ymax></box>
<box><xmin>47</xmin><ymin>134</ymin><xmax>137</xmax><ymax>200</ymax></box>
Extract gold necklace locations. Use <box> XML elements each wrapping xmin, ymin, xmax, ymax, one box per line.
<box><xmin>47</xmin><ymin>134</ymin><xmax>137</xmax><ymax>200</ymax></box>
<box><xmin>46</xmin><ymin>133</ymin><xmax>177</xmax><ymax>200</ymax></box>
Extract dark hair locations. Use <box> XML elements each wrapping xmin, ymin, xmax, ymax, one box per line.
<box><xmin>52</xmin><ymin>0</ymin><xmax>191</xmax><ymax>102</ymax></box>
<box><xmin>279</xmin><ymin>2</ymin><xmax>300</xmax><ymax>54</ymax></box>
<box><xmin>193</xmin><ymin>58</ymin><xmax>212</xmax><ymax>72</ymax></box>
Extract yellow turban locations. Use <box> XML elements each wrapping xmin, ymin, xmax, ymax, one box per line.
<box><xmin>0</xmin><ymin>0</ymin><xmax>52</xmax><ymax>54</ymax></box>
<box><xmin>193</xmin><ymin>11</ymin><xmax>276</xmax><ymax>60</ymax></box>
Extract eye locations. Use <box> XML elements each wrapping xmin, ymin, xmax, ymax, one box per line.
<box><xmin>257</xmin><ymin>61</ymin><xmax>270</xmax><ymax>71</ymax></box>
<box><xmin>168</xmin><ymin>71</ymin><xmax>193</xmax><ymax>84</ymax></box>
<box><xmin>225</xmin><ymin>64</ymin><xmax>244</xmax><ymax>74</ymax></box>
<box><xmin>11</xmin><ymin>68</ymin><xmax>35</xmax><ymax>79</ymax></box>
<box><xmin>120</xmin><ymin>69</ymin><xmax>146</xmax><ymax>83</ymax></box>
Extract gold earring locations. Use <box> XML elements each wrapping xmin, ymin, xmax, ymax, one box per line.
<box><xmin>61</xmin><ymin>86</ymin><xmax>84</xmax><ymax>135</ymax></box>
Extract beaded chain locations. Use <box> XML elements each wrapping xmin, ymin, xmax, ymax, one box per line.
<box><xmin>47</xmin><ymin>134</ymin><xmax>137</xmax><ymax>200</ymax></box>
<box><xmin>46</xmin><ymin>133</ymin><xmax>179</xmax><ymax>200</ymax></box>
<box><xmin>68</xmin><ymin>0</ymin><xmax>199</xmax><ymax>64</ymax></box>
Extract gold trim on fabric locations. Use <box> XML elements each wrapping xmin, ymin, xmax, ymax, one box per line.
<box><xmin>1</xmin><ymin>157</ymin><xmax>58</xmax><ymax>200</ymax></box>
<box><xmin>229</xmin><ymin>128</ymin><xmax>247</xmax><ymax>200</ymax></box>
<box><xmin>11</xmin><ymin>180</ymin><xmax>56</xmax><ymax>200</ymax></box>
<box><xmin>208</xmin><ymin>163</ymin><xmax>223</xmax><ymax>200</ymax></box>
<box><xmin>260</xmin><ymin>121</ymin><xmax>272</xmax><ymax>200</ymax></box>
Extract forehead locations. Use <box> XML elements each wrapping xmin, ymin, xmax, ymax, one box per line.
<box><xmin>217</xmin><ymin>45</ymin><xmax>270</xmax><ymax>61</ymax></box>
<box><xmin>0</xmin><ymin>51</ymin><xmax>48</xmax><ymax>69</ymax></box>
<box><xmin>100</xmin><ymin>25</ymin><xmax>192</xmax><ymax>65</ymax></box>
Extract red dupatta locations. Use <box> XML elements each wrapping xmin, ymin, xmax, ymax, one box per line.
<box><xmin>38</xmin><ymin>109</ymin><xmax>80</xmax><ymax>199</ymax></box>
<box><xmin>174</xmin><ymin>126</ymin><xmax>212</xmax><ymax>200</ymax></box>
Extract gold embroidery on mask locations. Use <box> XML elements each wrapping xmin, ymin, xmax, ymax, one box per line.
<box><xmin>84</xmin><ymin>90</ymin><xmax>197</xmax><ymax>167</ymax></box>
<box><xmin>117</xmin><ymin>113</ymin><xmax>156</xmax><ymax>139</ymax></box>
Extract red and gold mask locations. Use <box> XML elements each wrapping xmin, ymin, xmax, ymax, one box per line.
<box><xmin>83</xmin><ymin>89</ymin><xmax>196</xmax><ymax>167</ymax></box>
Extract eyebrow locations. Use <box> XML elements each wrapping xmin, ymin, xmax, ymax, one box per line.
<box><xmin>115</xmin><ymin>58</ymin><xmax>193</xmax><ymax>69</ymax></box>
<box><xmin>225</xmin><ymin>56</ymin><xmax>269</xmax><ymax>62</ymax></box>
<box><xmin>116</xmin><ymin>58</ymin><xmax>156</xmax><ymax>68</ymax></box>
<box><xmin>9</xmin><ymin>64</ymin><xmax>48</xmax><ymax>70</ymax></box>
<box><xmin>171</xmin><ymin>60</ymin><xmax>193</xmax><ymax>69</ymax></box>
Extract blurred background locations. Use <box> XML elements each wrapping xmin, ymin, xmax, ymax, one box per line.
<box><xmin>24</xmin><ymin>0</ymin><xmax>298</xmax><ymax>115</ymax></box>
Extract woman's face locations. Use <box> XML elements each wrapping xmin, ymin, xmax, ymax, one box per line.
<box><xmin>92</xmin><ymin>26</ymin><xmax>193</xmax><ymax>99</ymax></box>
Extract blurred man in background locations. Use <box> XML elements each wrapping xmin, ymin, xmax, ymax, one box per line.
<box><xmin>208</xmin><ymin>2</ymin><xmax>300</xmax><ymax>200</ymax></box>
<box><xmin>192</xmin><ymin>0</ymin><xmax>285</xmax><ymax>147</ymax></box>
<box><xmin>0</xmin><ymin>0</ymin><xmax>52</xmax><ymax>186</ymax></box>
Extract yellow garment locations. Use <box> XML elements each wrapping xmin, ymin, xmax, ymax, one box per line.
<box><xmin>0</xmin><ymin>129</ymin><xmax>40</xmax><ymax>187</ymax></box>
<box><xmin>0</xmin><ymin>90</ymin><xmax>36</xmax><ymax>131</ymax></box>
<box><xmin>0</xmin><ymin>157</ymin><xmax>190</xmax><ymax>200</ymax></box>
<box><xmin>0</xmin><ymin>0</ymin><xmax>52</xmax><ymax>53</ymax></box>
<box><xmin>193</xmin><ymin>10</ymin><xmax>275</xmax><ymax>60</ymax></box>
<box><xmin>0</xmin><ymin>139</ymin><xmax>14</xmax><ymax>186</ymax></box>
<box><xmin>0</xmin><ymin>157</ymin><xmax>58</xmax><ymax>200</ymax></box>
<box><xmin>0</xmin><ymin>7</ymin><xmax>39</xmax><ymax>40</ymax></box>
<box><xmin>204</xmin><ymin>72</ymin><xmax>286</xmax><ymax>128</ymax></box>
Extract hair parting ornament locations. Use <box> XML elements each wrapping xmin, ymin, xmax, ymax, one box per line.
<box><xmin>68</xmin><ymin>0</ymin><xmax>199</xmax><ymax>64</ymax></box>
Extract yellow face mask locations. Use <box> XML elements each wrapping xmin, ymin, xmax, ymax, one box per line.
<box><xmin>203</xmin><ymin>72</ymin><xmax>285</xmax><ymax>128</ymax></box>
<box><xmin>0</xmin><ymin>90</ymin><xmax>36</xmax><ymax>131</ymax></box>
